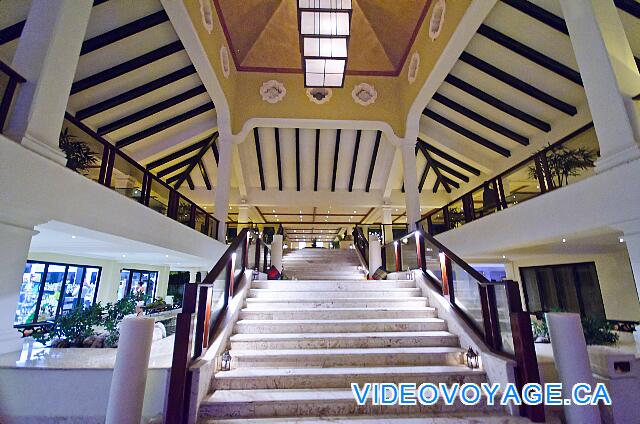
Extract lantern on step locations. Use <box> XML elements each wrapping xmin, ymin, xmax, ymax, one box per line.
<box><xmin>221</xmin><ymin>350</ymin><xmax>232</xmax><ymax>371</ymax></box>
<box><xmin>465</xmin><ymin>347</ymin><xmax>479</xmax><ymax>369</ymax></box>
<box><xmin>252</xmin><ymin>267</ymin><xmax>260</xmax><ymax>280</ymax></box>
<box><xmin>406</xmin><ymin>267</ymin><xmax>413</xmax><ymax>280</ymax></box>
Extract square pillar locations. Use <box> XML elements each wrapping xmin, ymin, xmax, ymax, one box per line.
<box><xmin>382</xmin><ymin>207</ymin><xmax>393</xmax><ymax>245</ymax></box>
<box><xmin>214</xmin><ymin>137</ymin><xmax>233</xmax><ymax>241</ymax></box>
<box><xmin>559</xmin><ymin>0</ymin><xmax>640</xmax><ymax>172</ymax></box>
<box><xmin>0</xmin><ymin>221</ymin><xmax>37</xmax><ymax>354</ymax></box>
<box><xmin>237</xmin><ymin>204</ymin><xmax>250</xmax><ymax>231</ymax></box>
<box><xmin>6</xmin><ymin>0</ymin><xmax>92</xmax><ymax>164</ymax></box>
<box><xmin>401</xmin><ymin>143</ymin><xmax>421</xmax><ymax>231</ymax></box>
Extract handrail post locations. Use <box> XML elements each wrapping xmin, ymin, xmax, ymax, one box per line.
<box><xmin>479</xmin><ymin>285</ymin><xmax>502</xmax><ymax>350</ymax></box>
<box><xmin>394</xmin><ymin>241</ymin><xmax>401</xmax><ymax>272</ymax></box>
<box><xmin>505</xmin><ymin>280</ymin><xmax>545</xmax><ymax>422</ymax></box>
<box><xmin>255</xmin><ymin>238</ymin><xmax>261</xmax><ymax>272</ymax></box>
<box><xmin>165</xmin><ymin>283</ymin><xmax>198</xmax><ymax>424</ymax></box>
<box><xmin>440</xmin><ymin>254</ymin><xmax>454</xmax><ymax>303</ymax></box>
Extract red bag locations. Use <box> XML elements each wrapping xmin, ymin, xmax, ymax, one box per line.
<box><xmin>267</xmin><ymin>265</ymin><xmax>281</xmax><ymax>280</ymax></box>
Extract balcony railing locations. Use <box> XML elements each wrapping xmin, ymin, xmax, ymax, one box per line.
<box><xmin>62</xmin><ymin>113</ymin><xmax>220</xmax><ymax>239</ymax></box>
<box><xmin>0</xmin><ymin>60</ymin><xmax>26</xmax><ymax>133</ymax></box>
<box><xmin>418</xmin><ymin>122</ymin><xmax>597</xmax><ymax>235</ymax></box>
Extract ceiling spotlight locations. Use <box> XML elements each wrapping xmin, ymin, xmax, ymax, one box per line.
<box><xmin>122</xmin><ymin>254</ymin><xmax>126</xmax><ymax>258</ymax></box>
<box><xmin>71</xmin><ymin>235</ymin><xmax>76</xmax><ymax>239</ymax></box>
<box><xmin>502</xmin><ymin>255</ymin><xmax>506</xmax><ymax>259</ymax></box>
<box><xmin>165</xmin><ymin>255</ymin><xmax>169</xmax><ymax>258</ymax></box>
<box><xmin>619</xmin><ymin>238</ymin><xmax>624</xmax><ymax>243</ymax></box>
<box><xmin>562</xmin><ymin>238</ymin><xmax>566</xmax><ymax>243</ymax></box>
<box><xmin>272</xmin><ymin>209</ymin><xmax>275</xmax><ymax>213</ymax></box>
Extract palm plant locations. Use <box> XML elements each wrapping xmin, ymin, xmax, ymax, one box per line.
<box><xmin>528</xmin><ymin>143</ymin><xmax>597</xmax><ymax>187</ymax></box>
<box><xmin>59</xmin><ymin>127</ymin><xmax>98</xmax><ymax>173</ymax></box>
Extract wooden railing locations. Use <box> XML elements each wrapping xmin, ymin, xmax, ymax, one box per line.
<box><xmin>0</xmin><ymin>60</ymin><xmax>26</xmax><ymax>133</ymax></box>
<box><xmin>165</xmin><ymin>228</ymin><xmax>271</xmax><ymax>423</ymax></box>
<box><xmin>361</xmin><ymin>227</ymin><xmax>544</xmax><ymax>422</ymax></box>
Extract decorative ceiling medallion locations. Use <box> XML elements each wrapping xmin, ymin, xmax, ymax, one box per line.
<box><xmin>220</xmin><ymin>45</ymin><xmax>230</xmax><ymax>78</ymax></box>
<box><xmin>260</xmin><ymin>80</ymin><xmax>286</xmax><ymax>104</ymax></box>
<box><xmin>429</xmin><ymin>0</ymin><xmax>446</xmax><ymax>41</ymax></box>
<box><xmin>199</xmin><ymin>0</ymin><xmax>214</xmax><ymax>34</ymax></box>
<box><xmin>408</xmin><ymin>52</ymin><xmax>420</xmax><ymax>84</ymax></box>
<box><xmin>306</xmin><ymin>87</ymin><xmax>332</xmax><ymax>104</ymax></box>
<box><xmin>352</xmin><ymin>83</ymin><xmax>377</xmax><ymax>106</ymax></box>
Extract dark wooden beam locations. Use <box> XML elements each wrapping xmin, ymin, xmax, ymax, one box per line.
<box><xmin>97</xmin><ymin>85</ymin><xmax>206</xmax><ymax>135</ymax></box>
<box><xmin>71</xmin><ymin>40</ymin><xmax>183</xmax><ymax>94</ymax></box>
<box><xmin>444</xmin><ymin>75</ymin><xmax>550</xmax><ymax>132</ymax></box>
<box><xmin>185</xmin><ymin>174</ymin><xmax>195</xmax><ymax>190</ymax></box>
<box><xmin>198</xmin><ymin>160</ymin><xmax>211</xmax><ymax>190</ymax></box>
<box><xmin>418</xmin><ymin>139</ymin><xmax>481</xmax><ymax>176</ymax></box>
<box><xmin>81</xmin><ymin>10</ymin><xmax>168</xmax><ymax>55</ymax></box>
<box><xmin>331</xmin><ymin>129</ymin><xmax>341</xmax><ymax>192</ymax></box>
<box><xmin>314</xmin><ymin>129</ymin><xmax>320</xmax><ymax>191</ymax></box>
<box><xmin>432</xmin><ymin>179</ymin><xmax>441</xmax><ymax>194</ymax></box>
<box><xmin>365</xmin><ymin>130</ymin><xmax>381</xmax><ymax>192</ymax></box>
<box><xmin>459</xmin><ymin>52</ymin><xmax>577</xmax><ymax>115</ymax></box>
<box><xmin>157</xmin><ymin>156</ymin><xmax>193</xmax><ymax>178</ymax></box>
<box><xmin>431</xmin><ymin>158</ymin><xmax>470</xmax><ymax>182</ymax></box>
<box><xmin>211</xmin><ymin>141</ymin><xmax>219</xmax><ymax>164</ymax></box>
<box><xmin>478</xmin><ymin>24</ymin><xmax>581</xmax><ymax>85</ymax></box>
<box><xmin>501</xmin><ymin>0</ymin><xmax>568</xmax><ymax>34</ymax></box>
<box><xmin>174</xmin><ymin>133</ymin><xmax>218</xmax><ymax>190</ymax></box>
<box><xmin>418</xmin><ymin>162</ymin><xmax>431</xmax><ymax>193</ymax></box>
<box><xmin>423</xmin><ymin>109</ymin><xmax>511</xmax><ymax>157</ymax></box>
<box><xmin>615</xmin><ymin>0</ymin><xmax>640</xmax><ymax>18</ymax></box>
<box><xmin>254</xmin><ymin>128</ymin><xmax>265</xmax><ymax>191</ymax></box>
<box><xmin>75</xmin><ymin>65</ymin><xmax>196</xmax><ymax>120</ymax></box>
<box><xmin>116</xmin><ymin>102</ymin><xmax>214</xmax><ymax>148</ymax></box>
<box><xmin>166</xmin><ymin>172</ymin><xmax>184</xmax><ymax>185</ymax></box>
<box><xmin>432</xmin><ymin>93</ymin><xmax>529</xmax><ymax>145</ymax></box>
<box><xmin>419</xmin><ymin>144</ymin><xmax>450</xmax><ymax>193</ymax></box>
<box><xmin>274</xmin><ymin>128</ymin><xmax>283</xmax><ymax>191</ymax></box>
<box><xmin>295</xmin><ymin>128</ymin><xmax>301</xmax><ymax>192</ymax></box>
<box><xmin>146</xmin><ymin>135</ymin><xmax>210</xmax><ymax>170</ymax></box>
<box><xmin>348</xmin><ymin>130</ymin><xmax>361</xmax><ymax>192</ymax></box>
<box><xmin>443</xmin><ymin>176</ymin><xmax>460</xmax><ymax>189</ymax></box>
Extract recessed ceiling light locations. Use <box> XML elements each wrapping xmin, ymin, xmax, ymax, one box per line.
<box><xmin>122</xmin><ymin>254</ymin><xmax>126</xmax><ymax>258</ymax></box>
<box><xmin>562</xmin><ymin>238</ymin><xmax>566</xmax><ymax>243</ymax></box>
<box><xmin>165</xmin><ymin>255</ymin><xmax>169</xmax><ymax>258</ymax></box>
<box><xmin>353</xmin><ymin>210</ymin><xmax>356</xmax><ymax>214</ymax></box>
<box><xmin>619</xmin><ymin>238</ymin><xmax>624</xmax><ymax>243</ymax></box>
<box><xmin>272</xmin><ymin>209</ymin><xmax>275</xmax><ymax>213</ymax></box>
<box><xmin>502</xmin><ymin>255</ymin><xmax>506</xmax><ymax>259</ymax></box>
<box><xmin>71</xmin><ymin>235</ymin><xmax>76</xmax><ymax>239</ymax></box>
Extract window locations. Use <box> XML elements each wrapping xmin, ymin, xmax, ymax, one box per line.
<box><xmin>118</xmin><ymin>269</ymin><xmax>159</xmax><ymax>305</ymax></box>
<box><xmin>15</xmin><ymin>261</ymin><xmax>101</xmax><ymax>327</ymax></box>
<box><xmin>520</xmin><ymin>262</ymin><xmax>605</xmax><ymax>318</ymax></box>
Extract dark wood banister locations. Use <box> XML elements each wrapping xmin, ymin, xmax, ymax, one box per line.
<box><xmin>200</xmin><ymin>228</ymin><xmax>250</xmax><ymax>286</ymax></box>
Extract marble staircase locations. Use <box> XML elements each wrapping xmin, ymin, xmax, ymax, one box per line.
<box><xmin>198</xmin><ymin>248</ymin><xmax>510</xmax><ymax>422</ymax></box>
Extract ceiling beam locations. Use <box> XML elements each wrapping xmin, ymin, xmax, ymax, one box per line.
<box><xmin>212</xmin><ymin>142</ymin><xmax>219</xmax><ymax>164</ymax></box>
<box><xmin>365</xmin><ymin>130</ymin><xmax>381</xmax><ymax>192</ymax></box>
<box><xmin>80</xmin><ymin>10</ymin><xmax>169</xmax><ymax>55</ymax></box>
<box><xmin>274</xmin><ymin>128</ymin><xmax>283</xmax><ymax>191</ymax></box>
<box><xmin>444</xmin><ymin>75</ymin><xmax>550</xmax><ymax>132</ymax></box>
<box><xmin>198</xmin><ymin>160</ymin><xmax>212</xmax><ymax>190</ymax></box>
<box><xmin>615</xmin><ymin>0</ymin><xmax>640</xmax><ymax>18</ymax></box>
<box><xmin>331</xmin><ymin>129</ymin><xmax>341</xmax><ymax>192</ymax></box>
<box><xmin>418</xmin><ymin>139</ymin><xmax>481</xmax><ymax>176</ymax></box>
<box><xmin>459</xmin><ymin>52</ymin><xmax>577</xmax><ymax>115</ymax></box>
<box><xmin>432</xmin><ymin>93</ymin><xmax>529</xmax><ymax>145</ymax></box>
<box><xmin>185</xmin><ymin>174</ymin><xmax>195</xmax><ymax>190</ymax></box>
<box><xmin>116</xmin><ymin>102</ymin><xmax>214</xmax><ymax>148</ymax></box>
<box><xmin>174</xmin><ymin>132</ymin><xmax>218</xmax><ymax>190</ymax></box>
<box><xmin>432</xmin><ymin>179</ymin><xmax>441</xmax><ymax>194</ymax></box>
<box><xmin>71</xmin><ymin>40</ymin><xmax>183</xmax><ymax>95</ymax></box>
<box><xmin>443</xmin><ymin>175</ymin><xmax>460</xmax><ymax>189</ymax></box>
<box><xmin>501</xmin><ymin>0</ymin><xmax>568</xmax><ymax>34</ymax></box>
<box><xmin>314</xmin><ymin>129</ymin><xmax>320</xmax><ymax>191</ymax></box>
<box><xmin>295</xmin><ymin>128</ymin><xmax>301</xmax><ymax>192</ymax></box>
<box><xmin>254</xmin><ymin>128</ymin><xmax>265</xmax><ymax>191</ymax></box>
<box><xmin>431</xmin><ymin>158</ymin><xmax>470</xmax><ymax>182</ymax></box>
<box><xmin>477</xmin><ymin>24</ymin><xmax>582</xmax><ymax>85</ymax></box>
<box><xmin>75</xmin><ymin>65</ymin><xmax>196</xmax><ymax>120</ymax></box>
<box><xmin>157</xmin><ymin>156</ymin><xmax>192</xmax><ymax>178</ymax></box>
<box><xmin>146</xmin><ymin>135</ymin><xmax>210</xmax><ymax>170</ymax></box>
<box><xmin>348</xmin><ymin>130</ymin><xmax>362</xmax><ymax>192</ymax></box>
<box><xmin>418</xmin><ymin>162</ymin><xmax>431</xmax><ymax>193</ymax></box>
<box><xmin>418</xmin><ymin>142</ymin><xmax>450</xmax><ymax>193</ymax></box>
<box><xmin>423</xmin><ymin>109</ymin><xmax>511</xmax><ymax>157</ymax></box>
<box><xmin>97</xmin><ymin>85</ymin><xmax>206</xmax><ymax>135</ymax></box>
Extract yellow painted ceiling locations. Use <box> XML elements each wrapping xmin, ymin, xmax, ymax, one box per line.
<box><xmin>213</xmin><ymin>0</ymin><xmax>430</xmax><ymax>75</ymax></box>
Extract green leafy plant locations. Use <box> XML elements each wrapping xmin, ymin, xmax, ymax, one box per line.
<box><xmin>581</xmin><ymin>317</ymin><xmax>619</xmax><ymax>346</ymax></box>
<box><xmin>528</xmin><ymin>144</ymin><xmax>597</xmax><ymax>187</ymax></box>
<box><xmin>59</xmin><ymin>127</ymin><xmax>98</xmax><ymax>173</ymax></box>
<box><xmin>35</xmin><ymin>303</ymin><xmax>104</xmax><ymax>346</ymax></box>
<box><xmin>103</xmin><ymin>295</ymin><xmax>137</xmax><ymax>347</ymax></box>
<box><xmin>531</xmin><ymin>317</ymin><xmax>549</xmax><ymax>339</ymax></box>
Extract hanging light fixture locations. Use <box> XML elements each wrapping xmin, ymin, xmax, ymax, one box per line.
<box><xmin>297</xmin><ymin>0</ymin><xmax>352</xmax><ymax>88</ymax></box>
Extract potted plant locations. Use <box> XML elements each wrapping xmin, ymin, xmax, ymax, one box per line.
<box><xmin>528</xmin><ymin>143</ymin><xmax>597</xmax><ymax>188</ymax></box>
<box><xmin>59</xmin><ymin>127</ymin><xmax>98</xmax><ymax>173</ymax></box>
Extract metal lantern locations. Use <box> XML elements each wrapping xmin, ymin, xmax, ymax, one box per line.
<box><xmin>221</xmin><ymin>350</ymin><xmax>232</xmax><ymax>371</ymax></box>
<box><xmin>252</xmin><ymin>267</ymin><xmax>260</xmax><ymax>280</ymax></box>
<box><xmin>406</xmin><ymin>267</ymin><xmax>412</xmax><ymax>280</ymax></box>
<box><xmin>465</xmin><ymin>347</ymin><xmax>479</xmax><ymax>369</ymax></box>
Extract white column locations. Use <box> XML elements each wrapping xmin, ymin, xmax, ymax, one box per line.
<box><xmin>214</xmin><ymin>137</ymin><xmax>233</xmax><ymax>241</ymax></box>
<box><xmin>271</xmin><ymin>235</ymin><xmax>283</xmax><ymax>272</ymax></box>
<box><xmin>0</xmin><ymin>221</ymin><xmax>37</xmax><ymax>354</ymax></box>
<box><xmin>6</xmin><ymin>0</ymin><xmax>92</xmax><ymax>164</ymax></box>
<box><xmin>401</xmin><ymin>144</ymin><xmax>421</xmax><ymax>231</ymax></box>
<box><xmin>559</xmin><ymin>0</ymin><xmax>640</xmax><ymax>172</ymax></box>
<box><xmin>546</xmin><ymin>313</ymin><xmax>600</xmax><ymax>424</ymax></box>
<box><xmin>369</xmin><ymin>235</ymin><xmax>382</xmax><ymax>274</ymax></box>
<box><xmin>382</xmin><ymin>207</ymin><xmax>393</xmax><ymax>245</ymax></box>
<box><xmin>237</xmin><ymin>204</ymin><xmax>250</xmax><ymax>231</ymax></box>
<box><xmin>623</xmin><ymin>231</ymin><xmax>640</xmax><ymax>302</ymax></box>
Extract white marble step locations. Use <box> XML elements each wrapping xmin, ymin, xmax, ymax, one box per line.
<box><xmin>213</xmin><ymin>365</ymin><xmax>486</xmax><ymax>390</ymax></box>
<box><xmin>244</xmin><ymin>297</ymin><xmax>428</xmax><ymax>309</ymax></box>
<box><xmin>248</xmin><ymin>288</ymin><xmax>422</xmax><ymax>299</ymax></box>
<box><xmin>200</xmin><ymin>416</ymin><xmax>535</xmax><ymax>424</ymax></box>
<box><xmin>233</xmin><ymin>318</ymin><xmax>446</xmax><ymax>334</ymax></box>
<box><xmin>229</xmin><ymin>331</ymin><xmax>458</xmax><ymax>350</ymax></box>
<box><xmin>238</xmin><ymin>307</ymin><xmax>437</xmax><ymax>320</ymax></box>
<box><xmin>228</xmin><ymin>346</ymin><xmax>464</xmax><ymax>368</ymax></box>
<box><xmin>199</xmin><ymin>388</ymin><xmax>501</xmax><ymax>419</ymax></box>
<box><xmin>251</xmin><ymin>280</ymin><xmax>415</xmax><ymax>289</ymax></box>
<box><xmin>282</xmin><ymin>275</ymin><xmax>366</xmax><ymax>281</ymax></box>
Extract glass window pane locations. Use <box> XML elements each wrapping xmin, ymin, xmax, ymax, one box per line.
<box><xmin>110</xmin><ymin>153</ymin><xmax>144</xmax><ymax>201</ymax></box>
<box><xmin>502</xmin><ymin>160</ymin><xmax>543</xmax><ymax>207</ymax></box>
<box><xmin>429</xmin><ymin>211</ymin><xmax>446</xmax><ymax>235</ymax></box>
<box><xmin>447</xmin><ymin>199</ymin><xmax>465</xmax><ymax>229</ymax></box>
<box><xmin>520</xmin><ymin>268</ymin><xmax>542</xmax><ymax>313</ymax></box>
<box><xmin>118</xmin><ymin>270</ymin><xmax>130</xmax><ymax>300</ymax></box>
<box><xmin>15</xmin><ymin>263</ymin><xmax>45</xmax><ymax>326</ymax></box>
<box><xmin>61</xmin><ymin>119</ymin><xmax>106</xmax><ymax>182</ymax></box>
<box><xmin>553</xmin><ymin>266</ymin><xmax>580</xmax><ymax>313</ymax></box>
<box><xmin>149</xmin><ymin>178</ymin><xmax>170</xmax><ymax>216</ymax></box>
<box><xmin>38</xmin><ymin>265</ymin><xmax>66</xmax><ymax>323</ymax></box>
<box><xmin>575</xmin><ymin>263</ymin><xmax>605</xmax><ymax>318</ymax></box>
<box><xmin>177</xmin><ymin>197</ymin><xmax>192</xmax><ymax>226</ymax></box>
<box><xmin>80</xmin><ymin>267</ymin><xmax>100</xmax><ymax>308</ymax></box>
<box><xmin>59</xmin><ymin>266</ymin><xmax>83</xmax><ymax>316</ymax></box>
